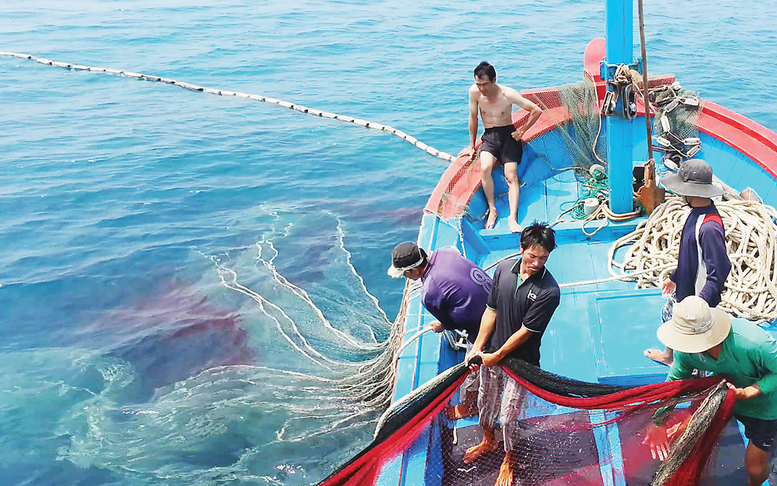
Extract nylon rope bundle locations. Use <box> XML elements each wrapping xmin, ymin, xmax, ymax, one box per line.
<box><xmin>0</xmin><ymin>51</ymin><xmax>456</xmax><ymax>164</ymax></box>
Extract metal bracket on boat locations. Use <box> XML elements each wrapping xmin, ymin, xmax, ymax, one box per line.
<box><xmin>600</xmin><ymin>61</ymin><xmax>641</xmax><ymax>120</ymax></box>
<box><xmin>601</xmin><ymin>90</ymin><xmax>617</xmax><ymax>116</ymax></box>
<box><xmin>621</xmin><ymin>83</ymin><xmax>637</xmax><ymax>120</ymax></box>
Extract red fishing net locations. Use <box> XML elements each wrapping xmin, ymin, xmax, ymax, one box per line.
<box><xmin>320</xmin><ymin>357</ymin><xmax>738</xmax><ymax>486</ymax></box>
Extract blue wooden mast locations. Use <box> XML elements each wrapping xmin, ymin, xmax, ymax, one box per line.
<box><xmin>604</xmin><ymin>0</ymin><xmax>635</xmax><ymax>214</ymax></box>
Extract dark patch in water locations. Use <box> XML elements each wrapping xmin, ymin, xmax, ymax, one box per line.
<box><xmin>104</xmin><ymin>285</ymin><xmax>255</xmax><ymax>402</ymax></box>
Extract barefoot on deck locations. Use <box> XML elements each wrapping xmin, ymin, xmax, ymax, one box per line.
<box><xmin>463</xmin><ymin>439</ymin><xmax>499</xmax><ymax>464</ymax></box>
<box><xmin>485</xmin><ymin>208</ymin><xmax>498</xmax><ymax>230</ymax></box>
<box><xmin>495</xmin><ymin>453</ymin><xmax>514</xmax><ymax>486</ymax></box>
<box><xmin>508</xmin><ymin>219</ymin><xmax>521</xmax><ymax>233</ymax></box>
<box><xmin>644</xmin><ymin>348</ymin><xmax>673</xmax><ymax>366</ymax></box>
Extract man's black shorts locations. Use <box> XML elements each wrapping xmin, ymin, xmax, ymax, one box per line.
<box><xmin>481</xmin><ymin>125</ymin><xmax>523</xmax><ymax>164</ymax></box>
<box><xmin>736</xmin><ymin>414</ymin><xmax>777</xmax><ymax>452</ymax></box>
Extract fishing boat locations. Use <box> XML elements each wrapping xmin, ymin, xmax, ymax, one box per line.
<box><xmin>320</xmin><ymin>1</ymin><xmax>777</xmax><ymax>485</ymax></box>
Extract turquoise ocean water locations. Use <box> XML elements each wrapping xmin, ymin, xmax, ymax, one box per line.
<box><xmin>1</xmin><ymin>1</ymin><xmax>776</xmax><ymax>484</ymax></box>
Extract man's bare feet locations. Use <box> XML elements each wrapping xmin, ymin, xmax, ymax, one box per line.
<box><xmin>495</xmin><ymin>452</ymin><xmax>515</xmax><ymax>486</ymax></box>
<box><xmin>485</xmin><ymin>208</ymin><xmax>498</xmax><ymax>229</ymax></box>
<box><xmin>645</xmin><ymin>348</ymin><xmax>673</xmax><ymax>366</ymax></box>
<box><xmin>463</xmin><ymin>439</ymin><xmax>499</xmax><ymax>464</ymax></box>
<box><xmin>508</xmin><ymin>219</ymin><xmax>521</xmax><ymax>233</ymax></box>
<box><xmin>446</xmin><ymin>402</ymin><xmax>477</xmax><ymax>420</ymax></box>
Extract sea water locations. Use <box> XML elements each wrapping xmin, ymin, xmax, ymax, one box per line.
<box><xmin>1</xmin><ymin>0</ymin><xmax>776</xmax><ymax>484</ymax></box>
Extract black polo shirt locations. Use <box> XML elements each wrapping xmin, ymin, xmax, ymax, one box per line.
<box><xmin>485</xmin><ymin>259</ymin><xmax>560</xmax><ymax>366</ymax></box>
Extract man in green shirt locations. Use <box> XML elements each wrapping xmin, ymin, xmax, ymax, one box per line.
<box><xmin>646</xmin><ymin>295</ymin><xmax>777</xmax><ymax>486</ymax></box>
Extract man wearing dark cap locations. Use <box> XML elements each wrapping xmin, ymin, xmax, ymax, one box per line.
<box><xmin>388</xmin><ymin>241</ymin><xmax>492</xmax><ymax>418</ymax></box>
<box><xmin>645</xmin><ymin>159</ymin><xmax>732</xmax><ymax>366</ymax></box>
<box><xmin>645</xmin><ymin>296</ymin><xmax>777</xmax><ymax>486</ymax></box>
<box><xmin>462</xmin><ymin>222</ymin><xmax>560</xmax><ymax>486</ymax></box>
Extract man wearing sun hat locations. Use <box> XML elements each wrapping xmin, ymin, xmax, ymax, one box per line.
<box><xmin>645</xmin><ymin>159</ymin><xmax>732</xmax><ymax>365</ymax></box>
<box><xmin>646</xmin><ymin>295</ymin><xmax>777</xmax><ymax>486</ymax></box>
<box><xmin>388</xmin><ymin>241</ymin><xmax>492</xmax><ymax>418</ymax></box>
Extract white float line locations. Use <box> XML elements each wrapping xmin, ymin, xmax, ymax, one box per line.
<box><xmin>1</xmin><ymin>51</ymin><xmax>456</xmax><ymax>164</ymax></box>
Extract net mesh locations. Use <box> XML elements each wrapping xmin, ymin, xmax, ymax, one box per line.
<box><xmin>540</xmin><ymin>80</ymin><xmax>607</xmax><ymax>176</ymax></box>
<box><xmin>319</xmin><ymin>357</ymin><xmax>739</xmax><ymax>486</ymax></box>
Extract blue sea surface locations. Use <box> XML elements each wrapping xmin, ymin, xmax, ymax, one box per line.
<box><xmin>1</xmin><ymin>0</ymin><xmax>776</xmax><ymax>484</ymax></box>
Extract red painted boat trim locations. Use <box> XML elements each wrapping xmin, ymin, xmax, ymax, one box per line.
<box><xmin>697</xmin><ymin>101</ymin><xmax>777</xmax><ymax>178</ymax></box>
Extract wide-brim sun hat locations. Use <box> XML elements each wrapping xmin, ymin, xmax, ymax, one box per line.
<box><xmin>657</xmin><ymin>295</ymin><xmax>731</xmax><ymax>353</ymax></box>
<box><xmin>387</xmin><ymin>242</ymin><xmax>427</xmax><ymax>278</ymax></box>
<box><xmin>660</xmin><ymin>158</ymin><xmax>724</xmax><ymax>198</ymax></box>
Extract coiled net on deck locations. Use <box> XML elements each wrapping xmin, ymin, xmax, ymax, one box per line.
<box><xmin>319</xmin><ymin>357</ymin><xmax>737</xmax><ymax>486</ymax></box>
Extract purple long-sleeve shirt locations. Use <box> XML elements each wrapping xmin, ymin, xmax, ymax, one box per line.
<box><xmin>421</xmin><ymin>248</ymin><xmax>492</xmax><ymax>342</ymax></box>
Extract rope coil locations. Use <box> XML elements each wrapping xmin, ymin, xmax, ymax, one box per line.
<box><xmin>610</xmin><ymin>197</ymin><xmax>777</xmax><ymax>323</ymax></box>
<box><xmin>0</xmin><ymin>50</ymin><xmax>456</xmax><ymax>164</ymax></box>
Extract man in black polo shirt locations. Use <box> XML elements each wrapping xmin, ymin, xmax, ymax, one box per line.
<box><xmin>463</xmin><ymin>222</ymin><xmax>561</xmax><ymax>486</ymax></box>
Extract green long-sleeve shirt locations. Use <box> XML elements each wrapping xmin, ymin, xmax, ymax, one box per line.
<box><xmin>667</xmin><ymin>318</ymin><xmax>777</xmax><ymax>420</ymax></box>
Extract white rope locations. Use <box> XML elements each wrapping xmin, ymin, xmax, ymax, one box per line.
<box><xmin>559</xmin><ymin>263</ymin><xmax>675</xmax><ymax>289</ymax></box>
<box><xmin>610</xmin><ymin>197</ymin><xmax>777</xmax><ymax>323</ymax></box>
<box><xmin>396</xmin><ymin>326</ymin><xmax>435</xmax><ymax>357</ymax></box>
<box><xmin>0</xmin><ymin>50</ymin><xmax>457</xmax><ymax>164</ymax></box>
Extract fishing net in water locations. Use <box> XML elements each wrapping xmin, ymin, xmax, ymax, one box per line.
<box><xmin>319</xmin><ymin>357</ymin><xmax>739</xmax><ymax>486</ymax></box>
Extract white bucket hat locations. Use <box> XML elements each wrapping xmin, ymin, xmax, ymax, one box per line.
<box><xmin>657</xmin><ymin>295</ymin><xmax>731</xmax><ymax>353</ymax></box>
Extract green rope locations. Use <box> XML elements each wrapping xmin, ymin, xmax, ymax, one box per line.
<box><xmin>561</xmin><ymin>171</ymin><xmax>610</xmax><ymax>220</ymax></box>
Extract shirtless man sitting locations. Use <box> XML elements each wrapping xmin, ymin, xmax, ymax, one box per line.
<box><xmin>463</xmin><ymin>61</ymin><xmax>543</xmax><ymax>233</ymax></box>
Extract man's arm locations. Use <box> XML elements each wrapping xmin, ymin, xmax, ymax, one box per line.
<box><xmin>468</xmin><ymin>263</ymin><xmax>502</xmax><ymax>365</ymax></box>
<box><xmin>421</xmin><ymin>275</ymin><xmax>457</xmax><ymax>332</ymax></box>
<box><xmin>646</xmin><ymin>351</ymin><xmax>696</xmax><ymax>459</ymax></box>
<box><xmin>698</xmin><ymin>222</ymin><xmax>731</xmax><ymax>307</ymax></box>
<box><xmin>469</xmin><ymin>306</ymin><xmax>496</xmax><ymax>358</ymax></box>
<box><xmin>651</xmin><ymin>352</ymin><xmax>695</xmax><ymax>426</ymax></box>
<box><xmin>503</xmin><ymin>87</ymin><xmax>542</xmax><ymax>140</ymax></box>
<box><xmin>468</xmin><ymin>86</ymin><xmax>480</xmax><ymax>151</ymax></box>
<box><xmin>753</xmin><ymin>332</ymin><xmax>777</xmax><ymax>396</ymax></box>
<box><xmin>665</xmin><ymin>351</ymin><xmax>695</xmax><ymax>382</ymax></box>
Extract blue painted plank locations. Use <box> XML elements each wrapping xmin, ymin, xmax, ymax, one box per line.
<box><xmin>375</xmin><ymin>456</ymin><xmax>403</xmax><ymax>486</ymax></box>
<box><xmin>400</xmin><ymin>426</ymin><xmax>433</xmax><ymax>486</ymax></box>
<box><xmin>424</xmin><ymin>419</ymin><xmax>445</xmax><ymax>486</ymax></box>
<box><xmin>703</xmin><ymin>136</ymin><xmax>737</xmax><ymax>182</ymax></box>
<box><xmin>590</xmin><ymin>289</ymin><xmax>669</xmax><ymax>385</ymax></box>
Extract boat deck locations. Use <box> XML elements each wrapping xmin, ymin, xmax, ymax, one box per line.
<box><xmin>384</xmin><ymin>166</ymin><xmax>777</xmax><ymax>486</ymax></box>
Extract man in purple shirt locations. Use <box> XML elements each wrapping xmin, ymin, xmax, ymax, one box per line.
<box><xmin>645</xmin><ymin>159</ymin><xmax>732</xmax><ymax>365</ymax></box>
<box><xmin>388</xmin><ymin>241</ymin><xmax>492</xmax><ymax>418</ymax></box>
